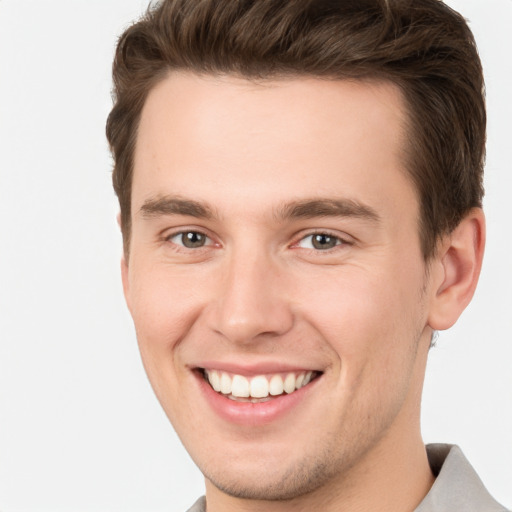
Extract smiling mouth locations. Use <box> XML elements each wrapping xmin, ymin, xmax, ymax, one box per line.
<box><xmin>201</xmin><ymin>369</ymin><xmax>321</xmax><ymax>403</ymax></box>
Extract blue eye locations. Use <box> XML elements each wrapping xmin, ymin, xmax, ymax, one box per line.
<box><xmin>298</xmin><ymin>233</ymin><xmax>342</xmax><ymax>250</ymax></box>
<box><xmin>169</xmin><ymin>231</ymin><xmax>211</xmax><ymax>248</ymax></box>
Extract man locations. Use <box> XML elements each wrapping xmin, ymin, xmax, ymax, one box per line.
<box><xmin>106</xmin><ymin>1</ymin><xmax>508</xmax><ymax>511</ymax></box>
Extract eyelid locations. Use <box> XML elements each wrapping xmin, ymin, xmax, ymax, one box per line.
<box><xmin>292</xmin><ymin>230</ymin><xmax>354</xmax><ymax>250</ymax></box>
<box><xmin>163</xmin><ymin>227</ymin><xmax>217</xmax><ymax>248</ymax></box>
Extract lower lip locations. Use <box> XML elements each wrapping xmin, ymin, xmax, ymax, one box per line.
<box><xmin>194</xmin><ymin>371</ymin><xmax>320</xmax><ymax>426</ymax></box>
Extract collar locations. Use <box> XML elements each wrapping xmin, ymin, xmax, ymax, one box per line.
<box><xmin>415</xmin><ymin>444</ymin><xmax>508</xmax><ymax>511</ymax></box>
<box><xmin>187</xmin><ymin>444</ymin><xmax>508</xmax><ymax>512</ymax></box>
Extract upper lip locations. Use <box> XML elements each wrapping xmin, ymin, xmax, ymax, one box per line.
<box><xmin>192</xmin><ymin>360</ymin><xmax>324</xmax><ymax>376</ymax></box>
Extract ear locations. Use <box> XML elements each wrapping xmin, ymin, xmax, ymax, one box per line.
<box><xmin>121</xmin><ymin>254</ymin><xmax>132</xmax><ymax>312</ymax></box>
<box><xmin>118</xmin><ymin>211</ymin><xmax>132</xmax><ymax>311</ymax></box>
<box><xmin>428</xmin><ymin>208</ymin><xmax>485</xmax><ymax>331</ymax></box>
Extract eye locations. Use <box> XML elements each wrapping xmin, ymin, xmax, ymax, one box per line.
<box><xmin>297</xmin><ymin>233</ymin><xmax>344</xmax><ymax>250</ymax></box>
<box><xmin>168</xmin><ymin>231</ymin><xmax>212</xmax><ymax>249</ymax></box>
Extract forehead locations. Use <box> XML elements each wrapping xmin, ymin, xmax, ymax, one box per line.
<box><xmin>132</xmin><ymin>72</ymin><xmax>415</xmax><ymax>221</ymax></box>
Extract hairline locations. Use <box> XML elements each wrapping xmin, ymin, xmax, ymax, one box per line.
<box><xmin>122</xmin><ymin>70</ymin><xmax>436</xmax><ymax>261</ymax></box>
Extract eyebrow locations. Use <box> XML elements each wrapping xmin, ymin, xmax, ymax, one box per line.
<box><xmin>139</xmin><ymin>196</ymin><xmax>215</xmax><ymax>219</ymax></box>
<box><xmin>138</xmin><ymin>195</ymin><xmax>380</xmax><ymax>224</ymax></box>
<box><xmin>276</xmin><ymin>198</ymin><xmax>380</xmax><ymax>223</ymax></box>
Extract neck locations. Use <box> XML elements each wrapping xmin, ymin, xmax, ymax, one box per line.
<box><xmin>205</xmin><ymin>431</ymin><xmax>434</xmax><ymax>512</ymax></box>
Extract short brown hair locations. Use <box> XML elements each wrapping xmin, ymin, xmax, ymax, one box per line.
<box><xmin>106</xmin><ymin>0</ymin><xmax>485</xmax><ymax>260</ymax></box>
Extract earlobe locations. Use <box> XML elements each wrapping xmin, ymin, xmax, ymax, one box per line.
<box><xmin>428</xmin><ymin>208</ymin><xmax>485</xmax><ymax>331</ymax></box>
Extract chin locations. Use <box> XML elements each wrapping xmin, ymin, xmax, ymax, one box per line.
<box><xmin>200</xmin><ymin>444</ymin><xmax>347</xmax><ymax>502</ymax></box>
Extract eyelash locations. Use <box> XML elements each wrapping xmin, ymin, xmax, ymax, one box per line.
<box><xmin>164</xmin><ymin>229</ymin><xmax>351</xmax><ymax>253</ymax></box>
<box><xmin>165</xmin><ymin>230</ymin><xmax>215</xmax><ymax>250</ymax></box>
<box><xmin>292</xmin><ymin>231</ymin><xmax>351</xmax><ymax>252</ymax></box>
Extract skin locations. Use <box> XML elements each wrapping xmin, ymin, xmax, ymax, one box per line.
<box><xmin>122</xmin><ymin>73</ymin><xmax>485</xmax><ymax>512</ymax></box>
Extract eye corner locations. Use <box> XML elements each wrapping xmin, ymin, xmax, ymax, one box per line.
<box><xmin>164</xmin><ymin>229</ymin><xmax>218</xmax><ymax>251</ymax></box>
<box><xmin>293</xmin><ymin>231</ymin><xmax>352</xmax><ymax>252</ymax></box>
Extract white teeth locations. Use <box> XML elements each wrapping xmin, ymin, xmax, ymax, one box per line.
<box><xmin>269</xmin><ymin>374</ymin><xmax>284</xmax><ymax>396</ymax></box>
<box><xmin>283</xmin><ymin>373</ymin><xmax>296</xmax><ymax>394</ymax></box>
<box><xmin>205</xmin><ymin>369</ymin><xmax>317</xmax><ymax>399</ymax></box>
<box><xmin>231</xmin><ymin>374</ymin><xmax>250</xmax><ymax>398</ymax></box>
<box><xmin>220</xmin><ymin>372</ymin><xmax>232</xmax><ymax>394</ymax></box>
<box><xmin>209</xmin><ymin>370</ymin><xmax>221</xmax><ymax>392</ymax></box>
<box><xmin>250</xmin><ymin>375</ymin><xmax>269</xmax><ymax>398</ymax></box>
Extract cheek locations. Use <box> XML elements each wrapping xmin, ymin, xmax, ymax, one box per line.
<box><xmin>129</xmin><ymin>265</ymin><xmax>204</xmax><ymax>350</ymax></box>
<box><xmin>300</xmin><ymin>271</ymin><xmax>401</xmax><ymax>340</ymax></box>
<box><xmin>127</xmin><ymin>266</ymin><xmax>206</xmax><ymax>422</ymax></box>
<box><xmin>297</xmin><ymin>266</ymin><xmax>425</xmax><ymax>379</ymax></box>
<box><xmin>126</xmin><ymin>266</ymin><xmax>208</xmax><ymax>409</ymax></box>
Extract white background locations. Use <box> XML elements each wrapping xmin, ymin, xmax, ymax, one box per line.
<box><xmin>0</xmin><ymin>1</ymin><xmax>510</xmax><ymax>510</ymax></box>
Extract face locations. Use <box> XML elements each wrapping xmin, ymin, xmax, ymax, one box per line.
<box><xmin>123</xmin><ymin>73</ymin><xmax>435</xmax><ymax>501</ymax></box>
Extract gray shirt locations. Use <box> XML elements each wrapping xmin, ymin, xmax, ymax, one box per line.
<box><xmin>186</xmin><ymin>444</ymin><xmax>509</xmax><ymax>512</ymax></box>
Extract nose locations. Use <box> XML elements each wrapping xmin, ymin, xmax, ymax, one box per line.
<box><xmin>207</xmin><ymin>247</ymin><xmax>294</xmax><ymax>344</ymax></box>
